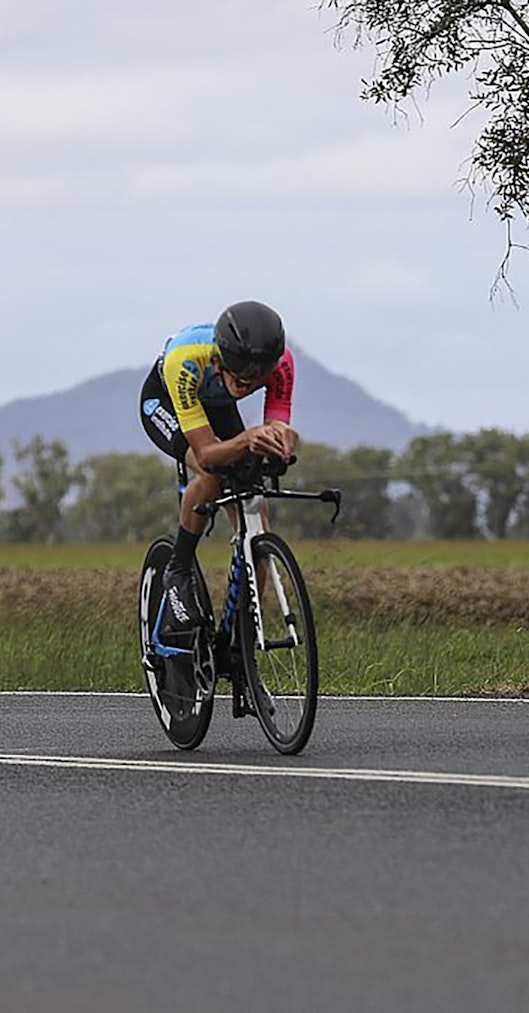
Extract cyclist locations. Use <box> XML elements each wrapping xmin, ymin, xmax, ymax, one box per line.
<box><xmin>140</xmin><ymin>300</ymin><xmax>298</xmax><ymax>630</ymax></box>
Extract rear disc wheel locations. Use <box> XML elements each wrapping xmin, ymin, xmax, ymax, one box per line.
<box><xmin>139</xmin><ymin>536</ymin><xmax>214</xmax><ymax>750</ymax></box>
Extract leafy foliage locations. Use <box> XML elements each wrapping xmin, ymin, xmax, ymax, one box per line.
<box><xmin>68</xmin><ymin>453</ymin><xmax>177</xmax><ymax>542</ymax></box>
<box><xmin>462</xmin><ymin>427</ymin><xmax>529</xmax><ymax>536</ymax></box>
<box><xmin>398</xmin><ymin>431</ymin><xmax>478</xmax><ymax>538</ymax></box>
<box><xmin>8</xmin><ymin>436</ymin><xmax>79</xmax><ymax>543</ymax></box>
<box><xmin>3</xmin><ymin>430</ymin><xmax>529</xmax><ymax>541</ymax></box>
<box><xmin>321</xmin><ymin>1</ymin><xmax>529</xmax><ymax>281</ymax></box>
<box><xmin>274</xmin><ymin>442</ymin><xmax>393</xmax><ymax>538</ymax></box>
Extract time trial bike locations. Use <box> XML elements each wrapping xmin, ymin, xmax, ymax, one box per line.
<box><xmin>139</xmin><ymin>456</ymin><xmax>340</xmax><ymax>755</ymax></box>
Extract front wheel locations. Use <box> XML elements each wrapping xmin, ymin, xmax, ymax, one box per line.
<box><xmin>239</xmin><ymin>533</ymin><xmax>318</xmax><ymax>755</ymax></box>
<box><xmin>139</xmin><ymin>535</ymin><xmax>214</xmax><ymax>750</ymax></box>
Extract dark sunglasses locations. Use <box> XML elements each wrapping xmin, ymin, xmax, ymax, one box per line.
<box><xmin>221</xmin><ymin>368</ymin><xmax>260</xmax><ymax>389</ymax></box>
<box><xmin>220</xmin><ymin>355</ymin><xmax>276</xmax><ymax>382</ymax></box>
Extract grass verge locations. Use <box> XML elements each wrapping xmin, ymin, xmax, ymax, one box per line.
<box><xmin>6</xmin><ymin>538</ymin><xmax>529</xmax><ymax>570</ymax></box>
<box><xmin>2</xmin><ymin>568</ymin><xmax>529</xmax><ymax>695</ymax></box>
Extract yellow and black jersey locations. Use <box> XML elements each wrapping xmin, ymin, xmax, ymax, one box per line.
<box><xmin>160</xmin><ymin>322</ymin><xmax>294</xmax><ymax>433</ymax></box>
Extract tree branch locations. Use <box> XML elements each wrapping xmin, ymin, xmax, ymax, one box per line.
<box><xmin>500</xmin><ymin>0</ymin><xmax>529</xmax><ymax>42</ymax></box>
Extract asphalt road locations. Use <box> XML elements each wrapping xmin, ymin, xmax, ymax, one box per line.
<box><xmin>1</xmin><ymin>693</ymin><xmax>529</xmax><ymax>1013</ymax></box>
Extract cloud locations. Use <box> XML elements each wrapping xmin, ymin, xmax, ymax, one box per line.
<box><xmin>0</xmin><ymin>0</ymin><xmax>480</xmax><ymax>196</ymax></box>
<box><xmin>0</xmin><ymin>94</ymin><xmax>476</xmax><ymax>210</ymax></box>
<box><xmin>0</xmin><ymin>0</ymin><xmax>527</xmax><ymax>436</ymax></box>
<box><xmin>2</xmin><ymin>0</ymin><xmax>300</xmax><ymax>72</ymax></box>
<box><xmin>349</xmin><ymin>259</ymin><xmax>432</xmax><ymax>297</ymax></box>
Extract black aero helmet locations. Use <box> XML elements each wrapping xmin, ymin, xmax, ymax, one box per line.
<box><xmin>215</xmin><ymin>300</ymin><xmax>285</xmax><ymax>378</ymax></box>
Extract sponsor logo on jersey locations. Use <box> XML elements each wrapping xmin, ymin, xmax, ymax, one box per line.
<box><xmin>151</xmin><ymin>415</ymin><xmax>173</xmax><ymax>442</ymax></box>
<box><xmin>182</xmin><ymin>359</ymin><xmax>200</xmax><ymax>379</ymax></box>
<box><xmin>154</xmin><ymin>405</ymin><xmax>178</xmax><ymax>431</ymax></box>
<box><xmin>177</xmin><ymin>364</ymin><xmax>200</xmax><ymax>411</ymax></box>
<box><xmin>143</xmin><ymin>398</ymin><xmax>160</xmax><ymax>416</ymax></box>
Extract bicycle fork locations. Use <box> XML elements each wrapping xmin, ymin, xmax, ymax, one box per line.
<box><xmin>242</xmin><ymin>498</ymin><xmax>300</xmax><ymax>649</ymax></box>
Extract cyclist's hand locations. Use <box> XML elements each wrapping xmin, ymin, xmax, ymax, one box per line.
<box><xmin>246</xmin><ymin>425</ymin><xmax>285</xmax><ymax>458</ymax></box>
<box><xmin>263</xmin><ymin>421</ymin><xmax>299</xmax><ymax>460</ymax></box>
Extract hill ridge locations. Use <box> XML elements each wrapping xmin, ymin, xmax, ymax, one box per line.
<box><xmin>0</xmin><ymin>343</ymin><xmax>427</xmax><ymax>499</ymax></box>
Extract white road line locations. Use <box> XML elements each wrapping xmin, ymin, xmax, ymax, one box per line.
<box><xmin>0</xmin><ymin>691</ymin><xmax>148</xmax><ymax>697</ymax></box>
<box><xmin>1</xmin><ymin>691</ymin><xmax>527</xmax><ymax>703</ymax></box>
<box><xmin>0</xmin><ymin>752</ymin><xmax>528</xmax><ymax>791</ymax></box>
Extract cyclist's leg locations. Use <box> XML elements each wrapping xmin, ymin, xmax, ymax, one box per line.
<box><xmin>179</xmin><ymin>403</ymin><xmax>247</xmax><ymax>534</ymax></box>
<box><xmin>163</xmin><ymin>458</ymin><xmax>215</xmax><ymax>629</ymax></box>
<box><xmin>140</xmin><ymin>365</ymin><xmax>203</xmax><ymax>628</ymax></box>
<box><xmin>165</xmin><ymin>403</ymin><xmax>246</xmax><ymax>627</ymax></box>
<box><xmin>178</xmin><ymin>447</ymin><xmax>224</xmax><ymax>532</ymax></box>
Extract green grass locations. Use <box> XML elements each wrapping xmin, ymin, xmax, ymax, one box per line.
<box><xmin>0</xmin><ymin>569</ymin><xmax>139</xmax><ymax>692</ymax></box>
<box><xmin>1</xmin><ymin>566</ymin><xmax>529</xmax><ymax>695</ymax></box>
<box><xmin>0</xmin><ymin>542</ymin><xmax>151</xmax><ymax>570</ymax></box>
<box><xmin>319</xmin><ymin>622</ymin><xmax>529</xmax><ymax>696</ymax></box>
<box><xmin>5</xmin><ymin>538</ymin><xmax>529</xmax><ymax>570</ymax></box>
<box><xmin>3</xmin><ymin>545</ymin><xmax>529</xmax><ymax>695</ymax></box>
<box><xmin>0</xmin><ymin>619</ymin><xmax>140</xmax><ymax>692</ymax></box>
<box><xmin>2</xmin><ymin>612</ymin><xmax>528</xmax><ymax>696</ymax></box>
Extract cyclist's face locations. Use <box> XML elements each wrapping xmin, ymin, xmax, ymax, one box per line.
<box><xmin>219</xmin><ymin>364</ymin><xmax>264</xmax><ymax>398</ymax></box>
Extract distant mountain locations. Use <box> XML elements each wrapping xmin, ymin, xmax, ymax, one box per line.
<box><xmin>0</xmin><ymin>343</ymin><xmax>428</xmax><ymax>497</ymax></box>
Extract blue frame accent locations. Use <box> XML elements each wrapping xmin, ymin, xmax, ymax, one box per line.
<box><xmin>219</xmin><ymin>541</ymin><xmax>245</xmax><ymax>637</ymax></box>
<box><xmin>152</xmin><ymin>591</ymin><xmax>193</xmax><ymax>658</ymax></box>
<box><xmin>151</xmin><ymin>544</ymin><xmax>243</xmax><ymax>660</ymax></box>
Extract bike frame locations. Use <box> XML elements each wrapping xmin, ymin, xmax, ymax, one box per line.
<box><xmin>151</xmin><ymin>494</ymin><xmax>267</xmax><ymax>658</ymax></box>
<box><xmin>150</xmin><ymin>458</ymin><xmax>340</xmax><ymax>661</ymax></box>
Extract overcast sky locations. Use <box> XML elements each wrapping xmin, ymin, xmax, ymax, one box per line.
<box><xmin>2</xmin><ymin>0</ymin><xmax>528</xmax><ymax>433</ymax></box>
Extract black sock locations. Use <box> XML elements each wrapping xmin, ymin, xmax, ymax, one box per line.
<box><xmin>167</xmin><ymin>526</ymin><xmax>201</xmax><ymax>574</ymax></box>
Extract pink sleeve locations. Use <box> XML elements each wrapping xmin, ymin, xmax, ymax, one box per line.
<box><xmin>263</xmin><ymin>347</ymin><xmax>295</xmax><ymax>424</ymax></box>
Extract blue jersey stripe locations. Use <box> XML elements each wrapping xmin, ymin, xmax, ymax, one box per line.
<box><xmin>164</xmin><ymin>322</ymin><xmax>215</xmax><ymax>355</ymax></box>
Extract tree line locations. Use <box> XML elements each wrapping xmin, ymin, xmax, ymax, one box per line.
<box><xmin>2</xmin><ymin>430</ymin><xmax>529</xmax><ymax>542</ymax></box>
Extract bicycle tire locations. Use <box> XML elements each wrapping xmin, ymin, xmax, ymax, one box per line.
<box><xmin>139</xmin><ymin>535</ymin><xmax>214</xmax><ymax>750</ymax></box>
<box><xmin>238</xmin><ymin>532</ymin><xmax>318</xmax><ymax>755</ymax></box>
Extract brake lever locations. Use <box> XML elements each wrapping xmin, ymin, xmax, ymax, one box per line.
<box><xmin>320</xmin><ymin>488</ymin><xmax>341</xmax><ymax>524</ymax></box>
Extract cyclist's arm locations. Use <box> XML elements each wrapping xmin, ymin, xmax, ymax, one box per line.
<box><xmin>263</xmin><ymin>347</ymin><xmax>294</xmax><ymax>425</ymax></box>
<box><xmin>262</xmin><ymin>348</ymin><xmax>297</xmax><ymax>456</ymax></box>
<box><xmin>164</xmin><ymin>338</ymin><xmax>291</xmax><ymax>468</ymax></box>
<box><xmin>187</xmin><ymin>425</ymin><xmax>285</xmax><ymax>471</ymax></box>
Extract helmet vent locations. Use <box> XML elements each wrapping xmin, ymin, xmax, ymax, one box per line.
<box><xmin>226</xmin><ymin>309</ymin><xmax>246</xmax><ymax>347</ymax></box>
